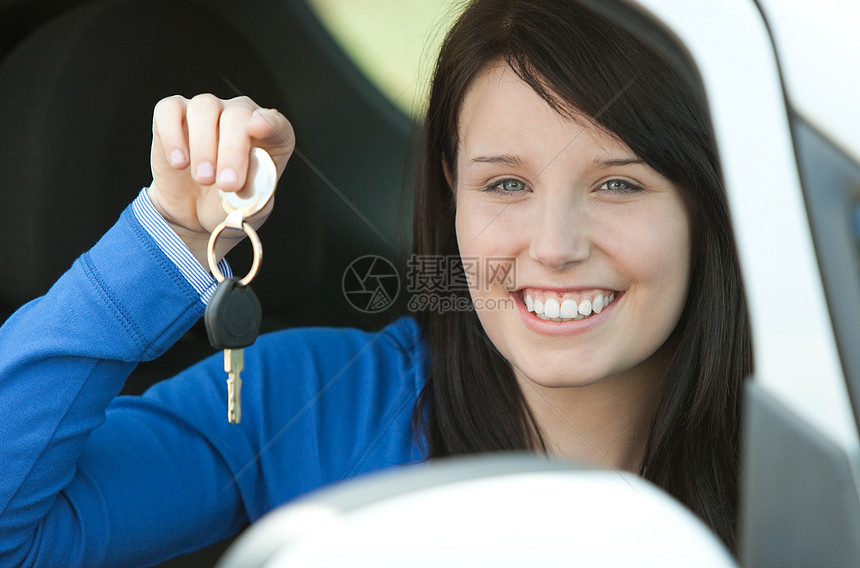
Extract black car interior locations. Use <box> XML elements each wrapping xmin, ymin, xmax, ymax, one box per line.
<box><xmin>0</xmin><ymin>0</ymin><xmax>414</xmax><ymax>391</ymax></box>
<box><xmin>3</xmin><ymin>0</ymin><xmax>860</xmax><ymax>567</ymax></box>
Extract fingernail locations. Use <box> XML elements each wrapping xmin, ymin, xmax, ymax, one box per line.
<box><xmin>169</xmin><ymin>149</ymin><xmax>185</xmax><ymax>166</ymax></box>
<box><xmin>219</xmin><ymin>168</ymin><xmax>238</xmax><ymax>184</ymax></box>
<box><xmin>196</xmin><ymin>162</ymin><xmax>214</xmax><ymax>179</ymax></box>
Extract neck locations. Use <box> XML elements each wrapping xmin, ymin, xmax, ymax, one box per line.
<box><xmin>516</xmin><ymin>353</ymin><xmax>669</xmax><ymax>473</ymax></box>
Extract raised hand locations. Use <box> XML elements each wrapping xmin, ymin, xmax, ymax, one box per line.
<box><xmin>148</xmin><ymin>94</ymin><xmax>295</xmax><ymax>267</ymax></box>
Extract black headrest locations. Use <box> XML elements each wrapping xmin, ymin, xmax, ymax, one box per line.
<box><xmin>0</xmin><ymin>0</ymin><xmax>323</xmax><ymax>323</ymax></box>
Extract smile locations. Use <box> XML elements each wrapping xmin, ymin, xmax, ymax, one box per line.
<box><xmin>522</xmin><ymin>288</ymin><xmax>618</xmax><ymax>322</ymax></box>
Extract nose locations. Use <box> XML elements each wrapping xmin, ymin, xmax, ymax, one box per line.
<box><xmin>528</xmin><ymin>196</ymin><xmax>591</xmax><ymax>270</ymax></box>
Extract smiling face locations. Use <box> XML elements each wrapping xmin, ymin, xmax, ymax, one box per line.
<box><xmin>453</xmin><ymin>63</ymin><xmax>693</xmax><ymax>390</ymax></box>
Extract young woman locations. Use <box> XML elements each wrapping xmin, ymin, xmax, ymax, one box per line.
<box><xmin>414</xmin><ymin>0</ymin><xmax>752</xmax><ymax>550</ymax></box>
<box><xmin>0</xmin><ymin>0</ymin><xmax>750</xmax><ymax>565</ymax></box>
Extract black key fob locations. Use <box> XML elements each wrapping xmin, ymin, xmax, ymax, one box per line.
<box><xmin>204</xmin><ymin>277</ymin><xmax>262</xmax><ymax>349</ymax></box>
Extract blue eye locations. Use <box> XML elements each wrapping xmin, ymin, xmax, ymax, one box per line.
<box><xmin>500</xmin><ymin>179</ymin><xmax>526</xmax><ymax>192</ymax></box>
<box><xmin>485</xmin><ymin>178</ymin><xmax>527</xmax><ymax>194</ymax></box>
<box><xmin>600</xmin><ymin>179</ymin><xmax>642</xmax><ymax>193</ymax></box>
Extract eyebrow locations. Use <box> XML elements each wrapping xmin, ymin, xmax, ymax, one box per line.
<box><xmin>469</xmin><ymin>154</ymin><xmax>523</xmax><ymax>166</ymax></box>
<box><xmin>469</xmin><ymin>155</ymin><xmax>647</xmax><ymax>169</ymax></box>
<box><xmin>593</xmin><ymin>157</ymin><xmax>646</xmax><ymax>168</ymax></box>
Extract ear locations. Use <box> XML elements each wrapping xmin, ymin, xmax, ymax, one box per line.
<box><xmin>442</xmin><ymin>158</ymin><xmax>456</xmax><ymax>194</ymax></box>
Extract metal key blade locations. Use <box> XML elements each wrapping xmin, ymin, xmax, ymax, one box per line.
<box><xmin>224</xmin><ymin>348</ymin><xmax>244</xmax><ymax>424</ymax></box>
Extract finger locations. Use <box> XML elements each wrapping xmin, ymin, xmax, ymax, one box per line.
<box><xmin>185</xmin><ymin>94</ymin><xmax>223</xmax><ymax>186</ymax></box>
<box><xmin>152</xmin><ymin>95</ymin><xmax>189</xmax><ymax>169</ymax></box>
<box><xmin>215</xmin><ymin>99</ymin><xmax>255</xmax><ymax>192</ymax></box>
<box><xmin>247</xmin><ymin>108</ymin><xmax>296</xmax><ymax>172</ymax></box>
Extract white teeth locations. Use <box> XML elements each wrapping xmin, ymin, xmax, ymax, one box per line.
<box><xmin>559</xmin><ymin>299</ymin><xmax>578</xmax><ymax>319</ymax></box>
<box><xmin>578</xmin><ymin>299</ymin><xmax>592</xmax><ymax>316</ymax></box>
<box><xmin>544</xmin><ymin>298</ymin><xmax>560</xmax><ymax>318</ymax></box>
<box><xmin>523</xmin><ymin>290</ymin><xmax>617</xmax><ymax>321</ymax></box>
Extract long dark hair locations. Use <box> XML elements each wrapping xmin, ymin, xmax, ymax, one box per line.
<box><xmin>411</xmin><ymin>0</ymin><xmax>752</xmax><ymax>551</ymax></box>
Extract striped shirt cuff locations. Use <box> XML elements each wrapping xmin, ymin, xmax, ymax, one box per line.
<box><xmin>131</xmin><ymin>188</ymin><xmax>232</xmax><ymax>304</ymax></box>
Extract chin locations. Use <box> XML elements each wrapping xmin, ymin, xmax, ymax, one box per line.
<box><xmin>500</xmin><ymin>344</ymin><xmax>612</xmax><ymax>390</ymax></box>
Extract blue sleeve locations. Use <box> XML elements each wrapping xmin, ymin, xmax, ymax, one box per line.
<box><xmin>0</xmin><ymin>205</ymin><xmax>228</xmax><ymax>567</ymax></box>
<box><xmin>138</xmin><ymin>319</ymin><xmax>428</xmax><ymax>523</ymax></box>
<box><xmin>0</xmin><ymin>200</ymin><xmax>427</xmax><ymax>567</ymax></box>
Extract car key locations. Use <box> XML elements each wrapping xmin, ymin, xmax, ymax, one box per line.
<box><xmin>203</xmin><ymin>147</ymin><xmax>276</xmax><ymax>424</ymax></box>
<box><xmin>205</xmin><ymin>277</ymin><xmax>262</xmax><ymax>424</ymax></box>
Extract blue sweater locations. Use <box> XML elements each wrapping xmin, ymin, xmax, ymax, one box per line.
<box><xmin>0</xmin><ymin>205</ymin><xmax>428</xmax><ymax>567</ymax></box>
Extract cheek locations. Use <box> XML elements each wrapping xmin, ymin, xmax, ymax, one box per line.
<box><xmin>626</xmin><ymin>231</ymin><xmax>690</xmax><ymax>281</ymax></box>
<box><xmin>455</xmin><ymin>196</ymin><xmax>521</xmax><ymax>256</ymax></box>
<box><xmin>623</xmin><ymin>213</ymin><xmax>693</xmax><ymax>316</ymax></box>
<box><xmin>597</xmin><ymin>201</ymin><xmax>692</xmax><ymax>317</ymax></box>
<box><xmin>655</xmin><ymin>212</ymin><xmax>693</xmax><ymax>284</ymax></box>
<box><xmin>455</xmin><ymin>203</ymin><xmax>521</xmax><ymax>301</ymax></box>
<box><xmin>455</xmin><ymin>206</ymin><xmax>483</xmax><ymax>292</ymax></box>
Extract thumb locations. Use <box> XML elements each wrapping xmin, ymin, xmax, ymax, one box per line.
<box><xmin>248</xmin><ymin>108</ymin><xmax>295</xmax><ymax>154</ymax></box>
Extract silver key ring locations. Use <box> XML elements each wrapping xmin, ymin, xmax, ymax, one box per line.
<box><xmin>206</xmin><ymin>148</ymin><xmax>276</xmax><ymax>286</ymax></box>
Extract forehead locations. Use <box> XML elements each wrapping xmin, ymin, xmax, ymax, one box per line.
<box><xmin>456</xmin><ymin>62</ymin><xmax>633</xmax><ymax>163</ymax></box>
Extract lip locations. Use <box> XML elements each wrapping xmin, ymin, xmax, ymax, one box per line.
<box><xmin>514</xmin><ymin>284</ymin><xmax>617</xmax><ymax>300</ymax></box>
<box><xmin>511</xmin><ymin>289</ymin><xmax>621</xmax><ymax>337</ymax></box>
